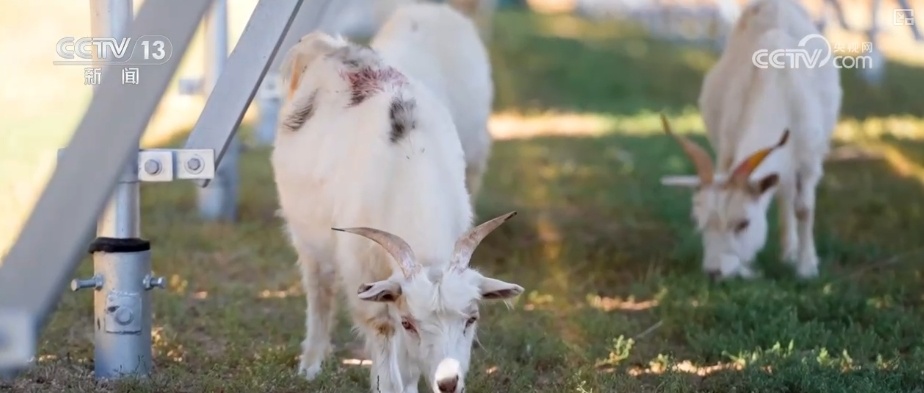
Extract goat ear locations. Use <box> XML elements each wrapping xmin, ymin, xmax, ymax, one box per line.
<box><xmin>280</xmin><ymin>32</ymin><xmax>340</xmax><ymax>100</ymax></box>
<box><xmin>478</xmin><ymin>277</ymin><xmax>524</xmax><ymax>300</ymax></box>
<box><xmin>749</xmin><ymin>173</ymin><xmax>780</xmax><ymax>196</ymax></box>
<box><xmin>357</xmin><ymin>280</ymin><xmax>402</xmax><ymax>303</ymax></box>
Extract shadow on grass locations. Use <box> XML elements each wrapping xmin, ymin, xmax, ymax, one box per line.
<box><xmin>489</xmin><ymin>10</ymin><xmax>924</xmax><ymax>122</ymax></box>
<box><xmin>489</xmin><ymin>11</ymin><xmax>710</xmax><ymax>115</ymax></box>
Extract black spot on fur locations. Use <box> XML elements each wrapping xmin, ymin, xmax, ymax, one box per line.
<box><xmin>388</xmin><ymin>97</ymin><xmax>417</xmax><ymax>143</ymax></box>
<box><xmin>282</xmin><ymin>89</ymin><xmax>318</xmax><ymax>132</ymax></box>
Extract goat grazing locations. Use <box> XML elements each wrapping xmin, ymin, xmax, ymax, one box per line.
<box><xmin>660</xmin><ymin>0</ymin><xmax>842</xmax><ymax>280</ymax></box>
<box><xmin>370</xmin><ymin>2</ymin><xmax>494</xmax><ymax>208</ymax></box>
<box><xmin>271</xmin><ymin>32</ymin><xmax>524</xmax><ymax>393</ymax></box>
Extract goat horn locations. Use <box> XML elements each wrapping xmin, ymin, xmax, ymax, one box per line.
<box><xmin>332</xmin><ymin>227</ymin><xmax>420</xmax><ymax>278</ymax></box>
<box><xmin>660</xmin><ymin>113</ymin><xmax>715</xmax><ymax>185</ymax></box>
<box><xmin>451</xmin><ymin>211</ymin><xmax>517</xmax><ymax>270</ymax></box>
<box><xmin>728</xmin><ymin>129</ymin><xmax>790</xmax><ymax>187</ymax></box>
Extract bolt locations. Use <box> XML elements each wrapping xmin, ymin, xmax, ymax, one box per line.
<box><xmin>143</xmin><ymin>159</ymin><xmax>161</xmax><ymax>175</ymax></box>
<box><xmin>70</xmin><ymin>276</ymin><xmax>102</xmax><ymax>292</ymax></box>
<box><xmin>186</xmin><ymin>156</ymin><xmax>203</xmax><ymax>173</ymax></box>
<box><xmin>115</xmin><ymin>308</ymin><xmax>134</xmax><ymax>325</ymax></box>
<box><xmin>144</xmin><ymin>275</ymin><xmax>166</xmax><ymax>290</ymax></box>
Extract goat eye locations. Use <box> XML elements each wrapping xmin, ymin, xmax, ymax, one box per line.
<box><xmin>465</xmin><ymin>316</ymin><xmax>478</xmax><ymax>327</ymax></box>
<box><xmin>734</xmin><ymin>220</ymin><xmax>750</xmax><ymax>233</ymax></box>
<box><xmin>401</xmin><ymin>319</ymin><xmax>415</xmax><ymax>331</ymax></box>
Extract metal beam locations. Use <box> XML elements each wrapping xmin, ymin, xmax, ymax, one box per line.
<box><xmin>0</xmin><ymin>0</ymin><xmax>212</xmax><ymax>375</ymax></box>
<box><xmin>197</xmin><ymin>0</ymin><xmax>239</xmax><ymax>221</ymax></box>
<box><xmin>182</xmin><ymin>0</ymin><xmax>306</xmax><ymax>187</ymax></box>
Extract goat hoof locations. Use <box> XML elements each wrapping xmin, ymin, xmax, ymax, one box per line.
<box><xmin>781</xmin><ymin>247</ymin><xmax>799</xmax><ymax>266</ymax></box>
<box><xmin>737</xmin><ymin>266</ymin><xmax>761</xmax><ymax>280</ymax></box>
<box><xmin>794</xmin><ymin>255</ymin><xmax>819</xmax><ymax>279</ymax></box>
<box><xmin>298</xmin><ymin>362</ymin><xmax>322</xmax><ymax>380</ymax></box>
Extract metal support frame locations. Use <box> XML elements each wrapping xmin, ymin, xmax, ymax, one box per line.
<box><xmin>0</xmin><ymin>0</ymin><xmax>212</xmax><ymax>379</ymax></box>
<box><xmin>0</xmin><ymin>0</ymin><xmax>306</xmax><ymax>380</ymax></box>
<box><xmin>196</xmin><ymin>0</ymin><xmax>239</xmax><ymax>221</ymax></box>
<box><xmin>183</xmin><ymin>0</ymin><xmax>306</xmax><ymax>174</ymax></box>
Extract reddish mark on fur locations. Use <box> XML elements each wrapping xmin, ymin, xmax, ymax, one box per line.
<box><xmin>341</xmin><ymin>66</ymin><xmax>409</xmax><ymax>107</ymax></box>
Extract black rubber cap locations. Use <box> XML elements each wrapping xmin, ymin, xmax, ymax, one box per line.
<box><xmin>88</xmin><ymin>237</ymin><xmax>151</xmax><ymax>254</ymax></box>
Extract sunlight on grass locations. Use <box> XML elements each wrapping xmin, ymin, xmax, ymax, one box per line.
<box><xmin>506</xmin><ymin>141</ymin><xmax>592</xmax><ymax>349</ymax></box>
<box><xmin>628</xmin><ymin>357</ymin><xmax>744</xmax><ymax>377</ymax></box>
<box><xmin>491</xmin><ymin>110</ymin><xmax>924</xmax><ymax>142</ymax></box>
<box><xmin>168</xmin><ymin>274</ymin><xmax>190</xmax><ymax>294</ymax></box>
<box><xmin>489</xmin><ymin>110</ymin><xmax>705</xmax><ymax>140</ymax></box>
<box><xmin>595</xmin><ymin>335</ymin><xmax>635</xmax><ymax>370</ymax></box>
<box><xmin>860</xmin><ymin>142</ymin><xmax>924</xmax><ymax>185</ymax></box>
<box><xmin>587</xmin><ymin>294</ymin><xmax>660</xmax><ymax>312</ymax></box>
<box><xmin>341</xmin><ymin>358</ymin><xmax>372</xmax><ymax>367</ymax></box>
<box><xmin>257</xmin><ymin>284</ymin><xmax>302</xmax><ymax>299</ymax></box>
<box><xmin>152</xmin><ymin>325</ymin><xmax>186</xmax><ymax>363</ymax></box>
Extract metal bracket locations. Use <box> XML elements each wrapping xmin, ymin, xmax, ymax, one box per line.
<box><xmin>56</xmin><ymin>148</ymin><xmax>215</xmax><ymax>183</ymax></box>
<box><xmin>103</xmin><ymin>292</ymin><xmax>142</xmax><ymax>334</ymax></box>
<box><xmin>137</xmin><ymin>149</ymin><xmax>215</xmax><ymax>182</ymax></box>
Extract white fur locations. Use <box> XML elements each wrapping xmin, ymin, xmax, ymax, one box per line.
<box><xmin>370</xmin><ymin>3</ymin><xmax>494</xmax><ymax>209</ymax></box>
<box><xmin>272</xmin><ymin>32</ymin><xmax>522</xmax><ymax>393</ymax></box>
<box><xmin>664</xmin><ymin>0</ymin><xmax>842</xmax><ymax>279</ymax></box>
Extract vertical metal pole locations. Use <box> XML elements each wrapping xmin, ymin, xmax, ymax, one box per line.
<box><xmin>254</xmin><ymin>74</ymin><xmax>281</xmax><ymax>145</ymax></box>
<box><xmin>858</xmin><ymin>0</ymin><xmax>886</xmax><ymax>87</ymax></box>
<box><xmin>894</xmin><ymin>0</ymin><xmax>923</xmax><ymax>41</ymax></box>
<box><xmin>196</xmin><ymin>0</ymin><xmax>238</xmax><ymax>221</ymax></box>
<box><xmin>73</xmin><ymin>0</ymin><xmax>164</xmax><ymax>380</ymax></box>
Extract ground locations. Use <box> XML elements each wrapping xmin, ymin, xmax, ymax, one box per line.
<box><xmin>5</xmin><ymin>8</ymin><xmax>924</xmax><ymax>393</ymax></box>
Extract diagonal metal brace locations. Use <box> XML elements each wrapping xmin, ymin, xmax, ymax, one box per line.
<box><xmin>183</xmin><ymin>0</ymin><xmax>306</xmax><ymax>187</ymax></box>
<box><xmin>0</xmin><ymin>0</ymin><xmax>213</xmax><ymax>376</ymax></box>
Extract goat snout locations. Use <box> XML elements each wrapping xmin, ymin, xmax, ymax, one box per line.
<box><xmin>434</xmin><ymin>358</ymin><xmax>463</xmax><ymax>392</ymax></box>
<box><xmin>437</xmin><ymin>376</ymin><xmax>458</xmax><ymax>392</ymax></box>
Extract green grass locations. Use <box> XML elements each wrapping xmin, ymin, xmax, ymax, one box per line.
<box><xmin>7</xmin><ymin>9</ymin><xmax>924</xmax><ymax>392</ymax></box>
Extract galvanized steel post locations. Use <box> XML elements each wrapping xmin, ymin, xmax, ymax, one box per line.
<box><xmin>196</xmin><ymin>0</ymin><xmax>238</xmax><ymax>221</ymax></box>
<box><xmin>68</xmin><ymin>0</ymin><xmax>166</xmax><ymax>379</ymax></box>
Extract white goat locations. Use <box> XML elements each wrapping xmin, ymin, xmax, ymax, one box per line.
<box><xmin>660</xmin><ymin>0</ymin><xmax>842</xmax><ymax>280</ymax></box>
<box><xmin>370</xmin><ymin>2</ymin><xmax>494</xmax><ymax>208</ymax></box>
<box><xmin>271</xmin><ymin>32</ymin><xmax>524</xmax><ymax>393</ymax></box>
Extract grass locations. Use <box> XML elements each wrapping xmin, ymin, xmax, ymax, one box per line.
<box><xmin>6</xmin><ymin>8</ymin><xmax>924</xmax><ymax>393</ymax></box>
